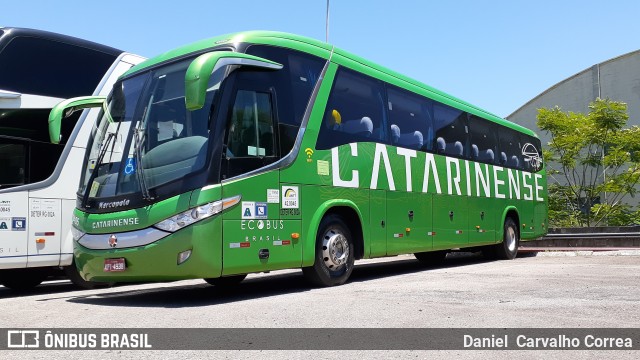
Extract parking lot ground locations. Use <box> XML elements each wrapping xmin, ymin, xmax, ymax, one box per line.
<box><xmin>1</xmin><ymin>252</ymin><xmax>638</xmax><ymax>359</ymax></box>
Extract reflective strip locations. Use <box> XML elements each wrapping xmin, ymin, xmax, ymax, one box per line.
<box><xmin>230</xmin><ymin>242</ymin><xmax>251</xmax><ymax>248</ymax></box>
<box><xmin>34</xmin><ymin>232</ymin><xmax>55</xmax><ymax>236</ymax></box>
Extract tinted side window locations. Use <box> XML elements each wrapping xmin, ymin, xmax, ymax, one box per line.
<box><xmin>387</xmin><ymin>86</ymin><xmax>433</xmax><ymax>151</ymax></box>
<box><xmin>0</xmin><ymin>137</ymin><xmax>63</xmax><ymax>188</ymax></box>
<box><xmin>245</xmin><ymin>45</ymin><xmax>324</xmax><ymax>156</ymax></box>
<box><xmin>0</xmin><ymin>140</ymin><xmax>26</xmax><ymax>187</ymax></box>
<box><xmin>0</xmin><ymin>36</ymin><xmax>116</xmax><ymax>98</ymax></box>
<box><xmin>434</xmin><ymin>103</ymin><xmax>468</xmax><ymax>158</ymax></box>
<box><xmin>498</xmin><ymin>128</ymin><xmax>524</xmax><ymax>169</ymax></box>
<box><xmin>316</xmin><ymin>68</ymin><xmax>386</xmax><ymax>150</ymax></box>
<box><xmin>226</xmin><ymin>90</ymin><xmax>276</xmax><ymax>158</ymax></box>
<box><xmin>0</xmin><ymin>108</ymin><xmax>80</xmax><ymax>144</ymax></box>
<box><xmin>469</xmin><ymin>115</ymin><xmax>499</xmax><ymax>165</ymax></box>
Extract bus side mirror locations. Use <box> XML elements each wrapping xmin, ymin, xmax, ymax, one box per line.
<box><xmin>48</xmin><ymin>96</ymin><xmax>106</xmax><ymax>144</ymax></box>
<box><xmin>185</xmin><ymin>51</ymin><xmax>282</xmax><ymax>111</ymax></box>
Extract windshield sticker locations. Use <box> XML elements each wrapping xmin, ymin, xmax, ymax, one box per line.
<box><xmin>255</xmin><ymin>203</ymin><xmax>267</xmax><ymax>218</ymax></box>
<box><xmin>0</xmin><ymin>218</ymin><xmax>10</xmax><ymax>231</ymax></box>
<box><xmin>124</xmin><ymin>157</ymin><xmax>136</xmax><ymax>175</ymax></box>
<box><xmin>282</xmin><ymin>186</ymin><xmax>299</xmax><ymax>209</ymax></box>
<box><xmin>11</xmin><ymin>218</ymin><xmax>26</xmax><ymax>231</ymax></box>
<box><xmin>241</xmin><ymin>202</ymin><xmax>268</xmax><ymax>220</ymax></box>
<box><xmin>242</xmin><ymin>202</ymin><xmax>255</xmax><ymax>219</ymax></box>
<box><xmin>89</xmin><ymin>181</ymin><xmax>100</xmax><ymax>198</ymax></box>
<box><xmin>30</xmin><ymin>199</ymin><xmax>60</xmax><ymax>217</ymax></box>
<box><xmin>317</xmin><ymin>160</ymin><xmax>330</xmax><ymax>176</ymax></box>
<box><xmin>247</xmin><ymin>146</ymin><xmax>266</xmax><ymax>156</ymax></box>
<box><xmin>0</xmin><ymin>200</ymin><xmax>11</xmax><ymax>213</ymax></box>
<box><xmin>267</xmin><ymin>189</ymin><xmax>280</xmax><ymax>203</ymax></box>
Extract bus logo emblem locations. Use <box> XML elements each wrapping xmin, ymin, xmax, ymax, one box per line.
<box><xmin>522</xmin><ymin>143</ymin><xmax>542</xmax><ymax>170</ymax></box>
<box><xmin>108</xmin><ymin>235</ymin><xmax>118</xmax><ymax>248</ymax></box>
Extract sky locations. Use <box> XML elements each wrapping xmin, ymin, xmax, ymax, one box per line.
<box><xmin>2</xmin><ymin>0</ymin><xmax>640</xmax><ymax>118</ymax></box>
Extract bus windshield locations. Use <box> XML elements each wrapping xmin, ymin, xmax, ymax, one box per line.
<box><xmin>79</xmin><ymin>57</ymin><xmax>223</xmax><ymax>206</ymax></box>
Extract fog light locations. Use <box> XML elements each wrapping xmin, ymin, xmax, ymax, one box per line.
<box><xmin>178</xmin><ymin>249</ymin><xmax>192</xmax><ymax>265</ymax></box>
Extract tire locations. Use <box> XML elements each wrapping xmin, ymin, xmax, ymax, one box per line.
<box><xmin>302</xmin><ymin>214</ymin><xmax>355</xmax><ymax>287</ymax></box>
<box><xmin>414</xmin><ymin>251</ymin><xmax>447</xmax><ymax>266</ymax></box>
<box><xmin>64</xmin><ymin>262</ymin><xmax>113</xmax><ymax>289</ymax></box>
<box><xmin>493</xmin><ymin>217</ymin><xmax>519</xmax><ymax>260</ymax></box>
<box><xmin>204</xmin><ymin>274</ymin><xmax>247</xmax><ymax>287</ymax></box>
<box><xmin>0</xmin><ymin>269</ymin><xmax>46</xmax><ymax>290</ymax></box>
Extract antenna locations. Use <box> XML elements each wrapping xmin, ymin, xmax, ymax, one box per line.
<box><xmin>326</xmin><ymin>0</ymin><xmax>330</xmax><ymax>43</ymax></box>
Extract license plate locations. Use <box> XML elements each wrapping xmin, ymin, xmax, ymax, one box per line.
<box><xmin>104</xmin><ymin>258</ymin><xmax>126</xmax><ymax>272</ymax></box>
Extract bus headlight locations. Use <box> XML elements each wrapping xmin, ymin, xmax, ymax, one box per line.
<box><xmin>71</xmin><ymin>226</ymin><xmax>86</xmax><ymax>241</ymax></box>
<box><xmin>154</xmin><ymin>195</ymin><xmax>241</xmax><ymax>232</ymax></box>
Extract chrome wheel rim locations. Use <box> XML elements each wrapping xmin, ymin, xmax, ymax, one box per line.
<box><xmin>506</xmin><ymin>226</ymin><xmax>517</xmax><ymax>253</ymax></box>
<box><xmin>321</xmin><ymin>228</ymin><xmax>350</xmax><ymax>272</ymax></box>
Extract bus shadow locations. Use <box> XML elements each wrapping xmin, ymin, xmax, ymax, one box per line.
<box><xmin>66</xmin><ymin>252</ymin><xmax>500</xmax><ymax>308</ymax></box>
<box><xmin>0</xmin><ymin>280</ymin><xmax>79</xmax><ymax>299</ymax></box>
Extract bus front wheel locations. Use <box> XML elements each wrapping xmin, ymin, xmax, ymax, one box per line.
<box><xmin>0</xmin><ymin>269</ymin><xmax>47</xmax><ymax>290</ymax></box>
<box><xmin>64</xmin><ymin>261</ymin><xmax>113</xmax><ymax>289</ymax></box>
<box><xmin>303</xmin><ymin>214</ymin><xmax>355</xmax><ymax>287</ymax></box>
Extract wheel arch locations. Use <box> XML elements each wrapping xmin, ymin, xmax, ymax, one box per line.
<box><xmin>499</xmin><ymin>206</ymin><xmax>520</xmax><ymax>241</ymax></box>
<box><xmin>302</xmin><ymin>199</ymin><xmax>365</xmax><ymax>267</ymax></box>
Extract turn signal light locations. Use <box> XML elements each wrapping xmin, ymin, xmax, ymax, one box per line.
<box><xmin>291</xmin><ymin>233</ymin><xmax>300</xmax><ymax>239</ymax></box>
<box><xmin>35</xmin><ymin>239</ymin><xmax>46</xmax><ymax>244</ymax></box>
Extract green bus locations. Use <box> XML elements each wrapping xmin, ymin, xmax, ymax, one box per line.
<box><xmin>49</xmin><ymin>31</ymin><xmax>547</xmax><ymax>287</ymax></box>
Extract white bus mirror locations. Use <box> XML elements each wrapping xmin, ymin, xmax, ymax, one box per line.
<box><xmin>185</xmin><ymin>51</ymin><xmax>282</xmax><ymax>111</ymax></box>
<box><xmin>48</xmin><ymin>96</ymin><xmax>106</xmax><ymax>144</ymax></box>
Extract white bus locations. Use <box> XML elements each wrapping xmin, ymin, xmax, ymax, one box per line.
<box><xmin>0</xmin><ymin>27</ymin><xmax>144</xmax><ymax>289</ymax></box>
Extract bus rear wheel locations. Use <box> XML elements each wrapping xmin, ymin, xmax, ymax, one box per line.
<box><xmin>204</xmin><ymin>274</ymin><xmax>247</xmax><ymax>287</ymax></box>
<box><xmin>484</xmin><ymin>217</ymin><xmax>519</xmax><ymax>260</ymax></box>
<box><xmin>303</xmin><ymin>214</ymin><xmax>355</xmax><ymax>287</ymax></box>
<box><xmin>414</xmin><ymin>251</ymin><xmax>447</xmax><ymax>266</ymax></box>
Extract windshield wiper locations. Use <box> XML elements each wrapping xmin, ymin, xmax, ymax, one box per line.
<box><xmin>133</xmin><ymin>125</ymin><xmax>153</xmax><ymax>201</ymax></box>
<box><xmin>82</xmin><ymin>131</ymin><xmax>116</xmax><ymax>208</ymax></box>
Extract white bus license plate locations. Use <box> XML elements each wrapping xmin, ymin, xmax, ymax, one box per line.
<box><xmin>104</xmin><ymin>258</ymin><xmax>126</xmax><ymax>272</ymax></box>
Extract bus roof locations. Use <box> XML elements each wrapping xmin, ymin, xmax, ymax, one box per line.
<box><xmin>0</xmin><ymin>27</ymin><xmax>123</xmax><ymax>57</ymax></box>
<box><xmin>122</xmin><ymin>30</ymin><xmax>537</xmax><ymax>138</ymax></box>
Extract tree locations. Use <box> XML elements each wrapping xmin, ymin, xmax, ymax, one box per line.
<box><xmin>537</xmin><ymin>98</ymin><xmax>640</xmax><ymax>227</ymax></box>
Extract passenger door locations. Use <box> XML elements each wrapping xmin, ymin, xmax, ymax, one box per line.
<box><xmin>220</xmin><ymin>77</ymin><xmax>302</xmax><ymax>275</ymax></box>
